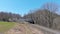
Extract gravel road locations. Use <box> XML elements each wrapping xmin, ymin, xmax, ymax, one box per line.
<box><xmin>30</xmin><ymin>24</ymin><xmax>60</xmax><ymax>34</ymax></box>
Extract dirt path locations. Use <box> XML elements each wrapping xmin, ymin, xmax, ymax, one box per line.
<box><xmin>30</xmin><ymin>24</ymin><xmax>60</xmax><ymax>34</ymax></box>
<box><xmin>4</xmin><ymin>23</ymin><xmax>44</xmax><ymax>34</ymax></box>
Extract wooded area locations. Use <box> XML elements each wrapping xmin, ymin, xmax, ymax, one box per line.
<box><xmin>0</xmin><ymin>12</ymin><xmax>21</xmax><ymax>21</ymax></box>
<box><xmin>23</xmin><ymin>3</ymin><xmax>60</xmax><ymax>31</ymax></box>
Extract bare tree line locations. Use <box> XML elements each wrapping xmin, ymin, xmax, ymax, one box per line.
<box><xmin>0</xmin><ymin>12</ymin><xmax>21</xmax><ymax>21</ymax></box>
<box><xmin>23</xmin><ymin>2</ymin><xmax>60</xmax><ymax>30</ymax></box>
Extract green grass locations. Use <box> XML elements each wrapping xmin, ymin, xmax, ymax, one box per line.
<box><xmin>0</xmin><ymin>21</ymin><xmax>15</xmax><ymax>32</ymax></box>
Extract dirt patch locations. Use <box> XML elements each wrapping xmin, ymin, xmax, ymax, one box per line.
<box><xmin>4</xmin><ymin>23</ymin><xmax>44</xmax><ymax>34</ymax></box>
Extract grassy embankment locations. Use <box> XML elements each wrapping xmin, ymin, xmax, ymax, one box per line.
<box><xmin>0</xmin><ymin>21</ymin><xmax>15</xmax><ymax>32</ymax></box>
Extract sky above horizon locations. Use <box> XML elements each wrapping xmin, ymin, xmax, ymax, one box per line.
<box><xmin>0</xmin><ymin>0</ymin><xmax>60</xmax><ymax>16</ymax></box>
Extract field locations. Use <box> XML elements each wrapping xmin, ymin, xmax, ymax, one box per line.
<box><xmin>0</xmin><ymin>21</ymin><xmax>15</xmax><ymax>32</ymax></box>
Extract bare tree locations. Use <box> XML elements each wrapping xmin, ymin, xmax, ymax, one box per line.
<box><xmin>23</xmin><ymin>3</ymin><xmax>59</xmax><ymax>29</ymax></box>
<box><xmin>42</xmin><ymin>2</ymin><xmax>59</xmax><ymax>13</ymax></box>
<box><xmin>41</xmin><ymin>3</ymin><xmax>59</xmax><ymax>28</ymax></box>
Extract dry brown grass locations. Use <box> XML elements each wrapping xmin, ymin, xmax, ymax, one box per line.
<box><xmin>4</xmin><ymin>23</ymin><xmax>44</xmax><ymax>34</ymax></box>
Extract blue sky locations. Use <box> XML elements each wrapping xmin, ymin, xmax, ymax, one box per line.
<box><xmin>0</xmin><ymin>0</ymin><xmax>60</xmax><ymax>16</ymax></box>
